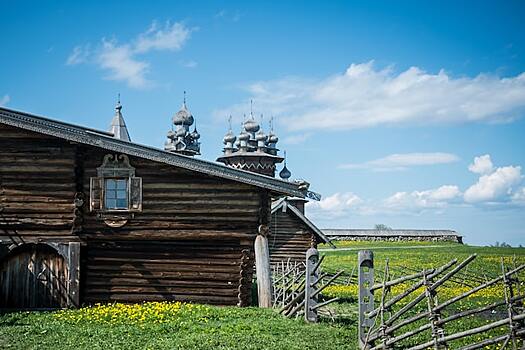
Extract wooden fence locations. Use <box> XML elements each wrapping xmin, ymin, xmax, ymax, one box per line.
<box><xmin>358</xmin><ymin>250</ymin><xmax>525</xmax><ymax>349</ymax></box>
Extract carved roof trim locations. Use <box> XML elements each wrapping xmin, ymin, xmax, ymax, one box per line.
<box><xmin>0</xmin><ymin>106</ymin><xmax>304</xmax><ymax>197</ymax></box>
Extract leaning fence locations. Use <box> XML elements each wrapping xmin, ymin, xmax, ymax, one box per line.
<box><xmin>358</xmin><ymin>250</ymin><xmax>525</xmax><ymax>349</ymax></box>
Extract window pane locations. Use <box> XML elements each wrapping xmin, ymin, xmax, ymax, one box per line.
<box><xmin>116</xmin><ymin>190</ymin><xmax>127</xmax><ymax>199</ymax></box>
<box><xmin>106</xmin><ymin>179</ymin><xmax>116</xmax><ymax>190</ymax></box>
<box><xmin>116</xmin><ymin>180</ymin><xmax>127</xmax><ymax>190</ymax></box>
<box><xmin>116</xmin><ymin>199</ymin><xmax>127</xmax><ymax>208</ymax></box>
<box><xmin>106</xmin><ymin>190</ymin><xmax>116</xmax><ymax>199</ymax></box>
<box><xmin>106</xmin><ymin>198</ymin><xmax>117</xmax><ymax>209</ymax></box>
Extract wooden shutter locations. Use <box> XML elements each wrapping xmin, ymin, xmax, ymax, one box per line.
<box><xmin>90</xmin><ymin>177</ymin><xmax>103</xmax><ymax>211</ymax></box>
<box><xmin>129</xmin><ymin>177</ymin><xmax>143</xmax><ymax>212</ymax></box>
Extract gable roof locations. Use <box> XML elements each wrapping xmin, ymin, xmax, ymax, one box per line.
<box><xmin>271</xmin><ymin>198</ymin><xmax>334</xmax><ymax>247</ymax></box>
<box><xmin>0</xmin><ymin>106</ymin><xmax>304</xmax><ymax>197</ymax></box>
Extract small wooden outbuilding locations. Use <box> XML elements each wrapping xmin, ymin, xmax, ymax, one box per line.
<box><xmin>0</xmin><ymin>106</ymin><xmax>305</xmax><ymax>309</ymax></box>
<box><xmin>269</xmin><ymin>197</ymin><xmax>333</xmax><ymax>266</ymax></box>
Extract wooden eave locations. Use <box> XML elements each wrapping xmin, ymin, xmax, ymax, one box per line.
<box><xmin>0</xmin><ymin>106</ymin><xmax>304</xmax><ymax>197</ymax></box>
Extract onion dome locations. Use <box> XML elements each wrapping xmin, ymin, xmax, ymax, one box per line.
<box><xmin>279</xmin><ymin>151</ymin><xmax>291</xmax><ymax>180</ymax></box>
<box><xmin>268</xmin><ymin>132</ymin><xmax>279</xmax><ymax>144</ymax></box>
<box><xmin>173</xmin><ymin>104</ymin><xmax>194</xmax><ymax>126</ymax></box>
<box><xmin>238</xmin><ymin>129</ymin><xmax>250</xmax><ymax>141</ymax></box>
<box><xmin>279</xmin><ymin>165</ymin><xmax>291</xmax><ymax>180</ymax></box>
<box><xmin>191</xmin><ymin>128</ymin><xmax>201</xmax><ymax>140</ymax></box>
<box><xmin>255</xmin><ymin>129</ymin><xmax>268</xmax><ymax>142</ymax></box>
<box><xmin>223</xmin><ymin>129</ymin><xmax>236</xmax><ymax>144</ymax></box>
<box><xmin>244</xmin><ymin>118</ymin><xmax>260</xmax><ymax>133</ymax></box>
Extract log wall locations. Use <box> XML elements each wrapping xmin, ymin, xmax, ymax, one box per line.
<box><xmin>0</xmin><ymin>124</ymin><xmax>263</xmax><ymax>306</ymax></box>
<box><xmin>269</xmin><ymin>209</ymin><xmax>314</xmax><ymax>265</ymax></box>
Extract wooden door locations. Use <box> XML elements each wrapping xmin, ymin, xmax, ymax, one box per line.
<box><xmin>0</xmin><ymin>244</ymin><xmax>69</xmax><ymax>309</ymax></box>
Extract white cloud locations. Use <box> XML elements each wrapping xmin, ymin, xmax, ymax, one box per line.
<box><xmin>340</xmin><ymin>152</ymin><xmax>459</xmax><ymax>171</ymax></box>
<box><xmin>67</xmin><ymin>21</ymin><xmax>194</xmax><ymax>88</ymax></box>
<box><xmin>307</xmin><ymin>156</ymin><xmax>523</xmax><ymax>218</ymax></box>
<box><xmin>134</xmin><ymin>21</ymin><xmax>193</xmax><ymax>53</ymax></box>
<box><xmin>0</xmin><ymin>94</ymin><xmax>10</xmax><ymax>106</ymax></box>
<box><xmin>281</xmin><ymin>133</ymin><xmax>312</xmax><ymax>145</ymax></box>
<box><xmin>306</xmin><ymin>192</ymin><xmax>363</xmax><ymax>218</ymax></box>
<box><xmin>384</xmin><ymin>185</ymin><xmax>462</xmax><ymax>211</ymax></box>
<box><xmin>512</xmin><ymin>187</ymin><xmax>525</xmax><ymax>204</ymax></box>
<box><xmin>468</xmin><ymin>154</ymin><xmax>494</xmax><ymax>175</ymax></box>
<box><xmin>97</xmin><ymin>40</ymin><xmax>150</xmax><ymax>88</ymax></box>
<box><xmin>214</xmin><ymin>61</ymin><xmax>525</xmax><ymax>130</ymax></box>
<box><xmin>464</xmin><ymin>165</ymin><xmax>522</xmax><ymax>203</ymax></box>
<box><xmin>66</xmin><ymin>45</ymin><xmax>90</xmax><ymax>65</ymax></box>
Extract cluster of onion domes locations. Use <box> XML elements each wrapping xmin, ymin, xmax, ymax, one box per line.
<box><xmin>219</xmin><ymin>108</ymin><xmax>291</xmax><ymax>180</ymax></box>
<box><xmin>222</xmin><ymin>112</ymin><xmax>279</xmax><ymax>156</ymax></box>
<box><xmin>165</xmin><ymin>93</ymin><xmax>201</xmax><ymax>156</ymax></box>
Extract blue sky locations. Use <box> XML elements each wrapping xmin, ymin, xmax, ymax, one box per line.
<box><xmin>1</xmin><ymin>1</ymin><xmax>524</xmax><ymax>245</ymax></box>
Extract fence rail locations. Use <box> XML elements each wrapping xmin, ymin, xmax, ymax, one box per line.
<box><xmin>358</xmin><ymin>250</ymin><xmax>525</xmax><ymax>349</ymax></box>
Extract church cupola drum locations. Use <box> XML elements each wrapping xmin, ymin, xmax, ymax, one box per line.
<box><xmin>217</xmin><ymin>102</ymin><xmax>283</xmax><ymax>177</ymax></box>
<box><xmin>165</xmin><ymin>92</ymin><xmax>201</xmax><ymax>156</ymax></box>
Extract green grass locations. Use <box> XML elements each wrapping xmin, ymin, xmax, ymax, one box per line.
<box><xmin>0</xmin><ymin>306</ymin><xmax>356</xmax><ymax>350</ymax></box>
<box><xmin>1</xmin><ymin>241</ymin><xmax>524</xmax><ymax>349</ymax></box>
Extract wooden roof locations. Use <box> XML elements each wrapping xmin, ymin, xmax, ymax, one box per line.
<box><xmin>0</xmin><ymin>106</ymin><xmax>305</xmax><ymax>197</ymax></box>
<box><xmin>272</xmin><ymin>198</ymin><xmax>334</xmax><ymax>246</ymax></box>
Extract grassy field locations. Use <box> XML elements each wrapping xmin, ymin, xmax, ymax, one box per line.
<box><xmin>1</xmin><ymin>241</ymin><xmax>524</xmax><ymax>349</ymax></box>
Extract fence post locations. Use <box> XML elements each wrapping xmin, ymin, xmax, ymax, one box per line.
<box><xmin>305</xmin><ymin>246</ymin><xmax>319</xmax><ymax>322</ymax></box>
<box><xmin>255</xmin><ymin>225</ymin><xmax>272</xmax><ymax>308</ymax></box>
<box><xmin>358</xmin><ymin>250</ymin><xmax>374</xmax><ymax>349</ymax></box>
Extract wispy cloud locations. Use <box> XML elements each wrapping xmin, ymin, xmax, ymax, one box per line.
<box><xmin>214</xmin><ymin>61</ymin><xmax>525</xmax><ymax>130</ymax></box>
<box><xmin>214</xmin><ymin>9</ymin><xmax>242</xmax><ymax>22</ymax></box>
<box><xmin>66</xmin><ymin>21</ymin><xmax>195</xmax><ymax>88</ymax></box>
<box><xmin>66</xmin><ymin>45</ymin><xmax>91</xmax><ymax>65</ymax></box>
<box><xmin>281</xmin><ymin>133</ymin><xmax>312</xmax><ymax>145</ymax></box>
<box><xmin>97</xmin><ymin>40</ymin><xmax>150</xmax><ymax>88</ymax></box>
<box><xmin>339</xmin><ymin>152</ymin><xmax>460</xmax><ymax>171</ymax></box>
<box><xmin>0</xmin><ymin>94</ymin><xmax>10</xmax><ymax>106</ymax></box>
<box><xmin>179</xmin><ymin>60</ymin><xmax>198</xmax><ymax>68</ymax></box>
<box><xmin>134</xmin><ymin>21</ymin><xmax>193</xmax><ymax>53</ymax></box>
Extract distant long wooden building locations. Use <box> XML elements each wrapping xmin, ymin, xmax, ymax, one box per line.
<box><xmin>322</xmin><ymin>229</ymin><xmax>463</xmax><ymax>243</ymax></box>
<box><xmin>0</xmin><ymin>101</ymin><xmax>314</xmax><ymax>309</ymax></box>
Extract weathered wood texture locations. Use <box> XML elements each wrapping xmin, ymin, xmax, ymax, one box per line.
<box><xmin>82</xmin><ymin>240</ymin><xmax>254</xmax><ymax>305</ymax></box>
<box><xmin>269</xmin><ymin>209</ymin><xmax>315</xmax><ymax>265</ymax></box>
<box><xmin>0</xmin><ymin>244</ymin><xmax>69</xmax><ymax>308</ymax></box>
<box><xmin>0</xmin><ymin>124</ymin><xmax>263</xmax><ymax>306</ymax></box>
<box><xmin>0</xmin><ymin>124</ymin><xmax>78</xmax><ymax>244</ymax></box>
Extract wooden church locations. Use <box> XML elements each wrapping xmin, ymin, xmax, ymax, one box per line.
<box><xmin>0</xmin><ymin>97</ymin><xmax>323</xmax><ymax>309</ymax></box>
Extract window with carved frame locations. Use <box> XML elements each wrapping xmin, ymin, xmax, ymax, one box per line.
<box><xmin>89</xmin><ymin>154</ymin><xmax>142</xmax><ymax>213</ymax></box>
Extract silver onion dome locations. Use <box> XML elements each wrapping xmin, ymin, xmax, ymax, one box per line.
<box><xmin>173</xmin><ymin>104</ymin><xmax>194</xmax><ymax>126</ymax></box>
<box><xmin>268</xmin><ymin>132</ymin><xmax>278</xmax><ymax>144</ymax></box>
<box><xmin>238</xmin><ymin>130</ymin><xmax>250</xmax><ymax>141</ymax></box>
<box><xmin>255</xmin><ymin>129</ymin><xmax>268</xmax><ymax>142</ymax></box>
<box><xmin>244</xmin><ymin>118</ymin><xmax>260</xmax><ymax>133</ymax></box>
<box><xmin>223</xmin><ymin>130</ymin><xmax>236</xmax><ymax>144</ymax></box>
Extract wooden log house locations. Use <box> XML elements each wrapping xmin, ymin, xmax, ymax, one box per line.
<box><xmin>0</xmin><ymin>105</ymin><xmax>306</xmax><ymax>309</ymax></box>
